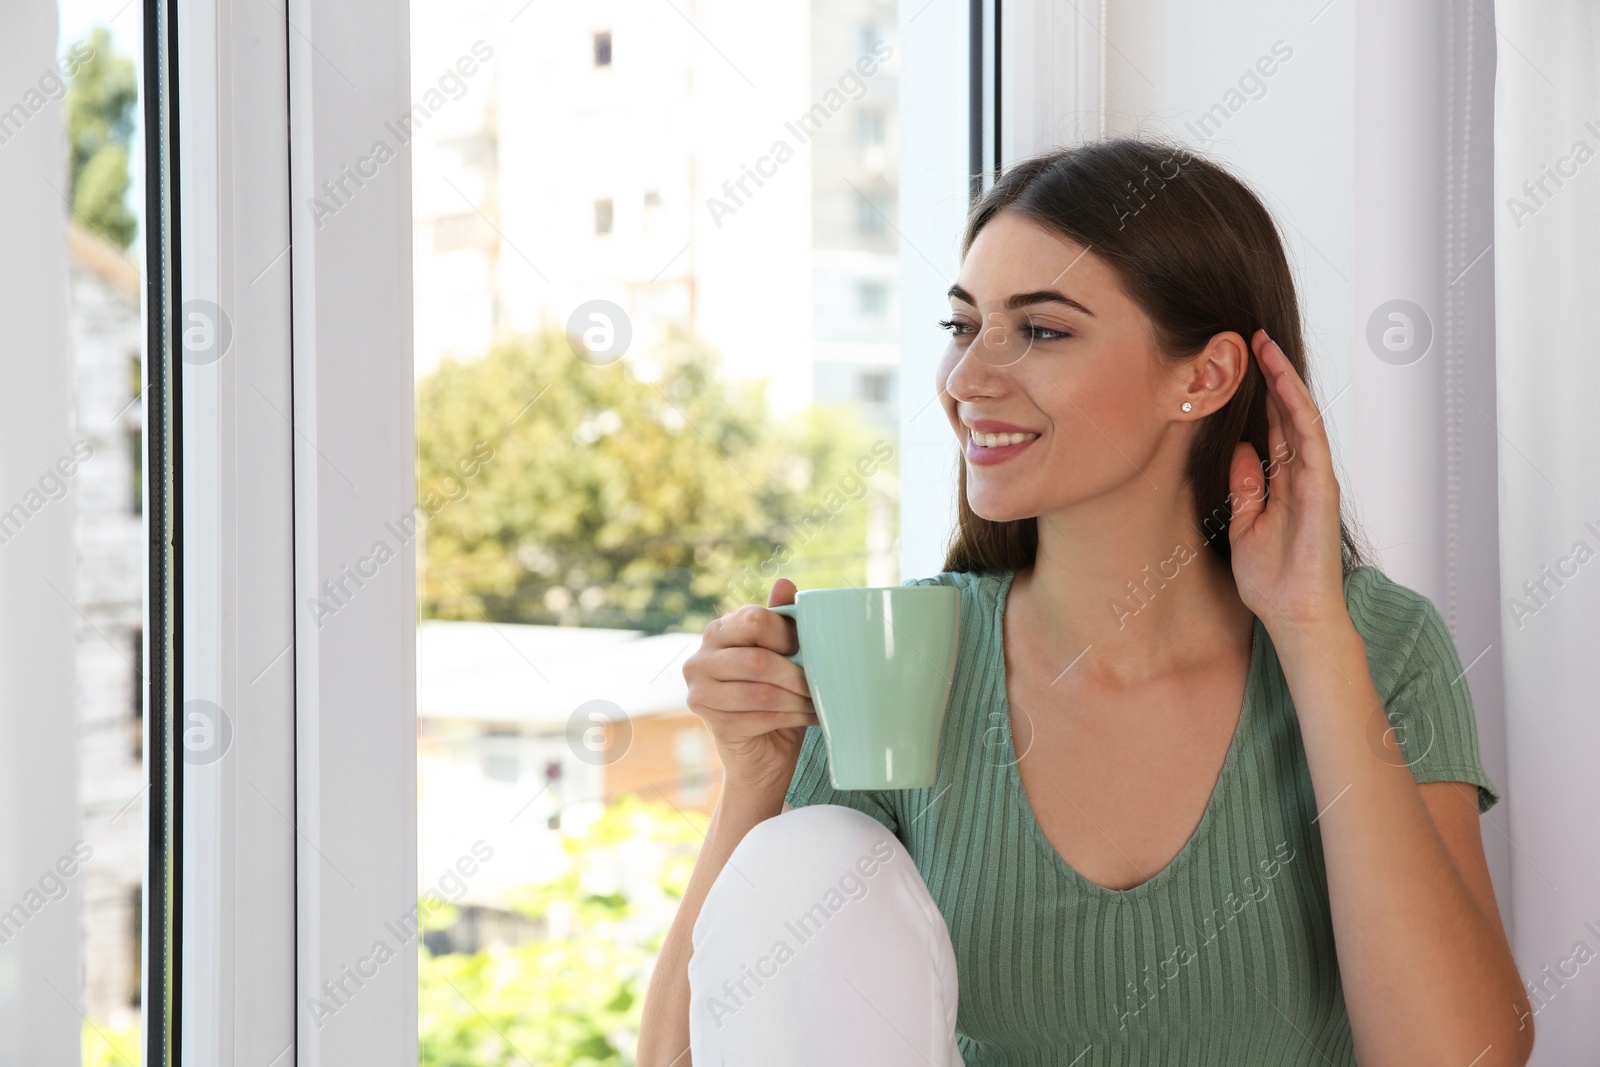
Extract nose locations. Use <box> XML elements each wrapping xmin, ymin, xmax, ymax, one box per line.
<box><xmin>943</xmin><ymin>317</ymin><xmax>1018</xmax><ymax>400</ymax></box>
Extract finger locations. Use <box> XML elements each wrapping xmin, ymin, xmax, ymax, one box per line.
<box><xmin>732</xmin><ymin>713</ymin><xmax>819</xmax><ymax>739</ymax></box>
<box><xmin>766</xmin><ymin>578</ymin><xmax>804</xmax><ymax>663</ymax></box>
<box><xmin>1252</xmin><ymin>339</ymin><xmax>1307</xmax><ymax>496</ymax></box>
<box><xmin>1227</xmin><ymin>440</ymin><xmax>1268</xmax><ymax>537</ymax></box>
<box><xmin>1255</xmin><ymin>331</ymin><xmax>1330</xmax><ymax>466</ymax></box>
<box><xmin>1261</xmin><ymin>357</ymin><xmax>1290</xmax><ymax>481</ymax></box>
<box><xmin>698</xmin><ymin>678</ymin><xmax>814</xmax><ymax>715</ymax></box>
<box><xmin>710</xmin><ymin>601</ymin><xmax>803</xmax><ymax>660</ymax></box>
<box><xmin>1268</xmin><ymin>362</ymin><xmax>1331</xmax><ymax>471</ymax></box>
<box><xmin>1254</xmin><ymin>329</ymin><xmax>1314</xmax><ymax>407</ymax></box>
<box><xmin>705</xmin><ymin>644</ymin><xmax>810</xmax><ymax>698</ymax></box>
<box><xmin>700</xmin><ymin>706</ymin><xmax>820</xmax><ymax>741</ymax></box>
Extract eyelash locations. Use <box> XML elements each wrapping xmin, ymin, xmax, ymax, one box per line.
<box><xmin>936</xmin><ymin>318</ymin><xmax>1072</xmax><ymax>342</ymax></box>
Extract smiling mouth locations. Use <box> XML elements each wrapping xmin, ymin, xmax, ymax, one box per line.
<box><xmin>969</xmin><ymin>429</ymin><xmax>1040</xmax><ymax>448</ymax></box>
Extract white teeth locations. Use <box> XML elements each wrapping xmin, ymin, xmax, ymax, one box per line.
<box><xmin>971</xmin><ymin>430</ymin><xmax>1039</xmax><ymax>448</ymax></box>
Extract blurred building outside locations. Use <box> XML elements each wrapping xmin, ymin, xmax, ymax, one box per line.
<box><xmin>64</xmin><ymin>222</ymin><xmax>145</xmax><ymax>1032</ymax></box>
<box><xmin>417</xmin><ymin>617</ymin><xmax>719</xmax><ymax>954</ymax></box>
<box><xmin>410</xmin><ymin>0</ymin><xmax>901</xmax><ymax>433</ymax></box>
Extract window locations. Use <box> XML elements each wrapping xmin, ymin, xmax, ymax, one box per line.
<box><xmin>11</xmin><ymin>6</ymin><xmax>158</xmax><ymax>1058</ymax></box>
<box><xmin>857</xmin><ymin>192</ymin><xmax>889</xmax><ymax>233</ymax></box>
<box><xmin>675</xmin><ymin>728</ymin><xmax>711</xmax><ymax>805</ymax></box>
<box><xmin>131</xmin><ymin>628</ymin><xmax>143</xmax><ymax>758</ymax></box>
<box><xmin>408</xmin><ymin>2</ymin><xmax>928</xmax><ymax>1059</ymax></box>
<box><xmin>127</xmin><ymin>885</ymin><xmax>142</xmax><ymax>1008</ymax></box>
<box><xmin>857</xmin><ymin>279</ymin><xmax>889</xmax><ymax>315</ymax></box>
<box><xmin>433</xmin><ymin>212</ymin><xmax>489</xmax><ymax>251</ymax></box>
<box><xmin>127</xmin><ymin>427</ymin><xmax>142</xmax><ymax>515</ymax></box>
<box><xmin>857</xmin><ymin>108</ymin><xmax>886</xmax><ymax>147</ymax></box>
<box><xmin>860</xmin><ymin>369</ymin><xmax>892</xmax><ymax>404</ymax></box>
<box><xmin>482</xmin><ymin>729</ymin><xmax>522</xmax><ymax>784</ymax></box>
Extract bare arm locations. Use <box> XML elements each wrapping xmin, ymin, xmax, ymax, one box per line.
<box><xmin>1273</xmin><ymin>619</ymin><xmax>1533</xmax><ymax>1066</ymax></box>
<box><xmin>637</xmin><ymin>577</ymin><xmax>815</xmax><ymax>1066</ymax></box>
<box><xmin>1229</xmin><ymin>330</ymin><xmax>1530</xmax><ymax>1064</ymax></box>
<box><xmin>637</xmin><ymin>787</ymin><xmax>788</xmax><ymax>1067</ymax></box>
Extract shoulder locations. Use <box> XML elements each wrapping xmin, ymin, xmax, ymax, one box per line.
<box><xmin>901</xmin><ymin>571</ymin><xmax>962</xmax><ymax>588</ymax></box>
<box><xmin>1342</xmin><ymin>564</ymin><xmax>1438</xmax><ymax>632</ymax></box>
<box><xmin>901</xmin><ymin>569</ymin><xmax>1003</xmax><ymax>593</ymax></box>
<box><xmin>901</xmin><ymin>570</ymin><xmax>1007</xmax><ymax>654</ymax></box>
<box><xmin>1341</xmin><ymin>565</ymin><xmax>1449</xmax><ymax>677</ymax></box>
<box><xmin>1340</xmin><ymin>566</ymin><xmax>1500</xmax><ymax>812</ymax></box>
<box><xmin>1341</xmin><ymin>564</ymin><xmax>1449</xmax><ymax>641</ymax></box>
<box><xmin>901</xmin><ymin>569</ymin><xmax>1008</xmax><ymax>618</ymax></box>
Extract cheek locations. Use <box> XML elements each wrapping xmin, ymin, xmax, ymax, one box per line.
<box><xmin>1037</xmin><ymin>357</ymin><xmax>1143</xmax><ymax>428</ymax></box>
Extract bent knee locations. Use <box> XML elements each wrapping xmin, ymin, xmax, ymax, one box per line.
<box><xmin>736</xmin><ymin>803</ymin><xmax>900</xmax><ymax>868</ymax></box>
<box><xmin>692</xmin><ymin>804</ymin><xmax>914</xmax><ymax>944</ymax></box>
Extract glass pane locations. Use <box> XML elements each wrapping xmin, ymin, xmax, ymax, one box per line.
<box><xmin>1</xmin><ymin>1</ymin><xmax>148</xmax><ymax>1063</ymax></box>
<box><xmin>410</xmin><ymin>1</ymin><xmax>899</xmax><ymax>1060</ymax></box>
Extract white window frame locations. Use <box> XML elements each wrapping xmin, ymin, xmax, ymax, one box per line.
<box><xmin>178</xmin><ymin>0</ymin><xmax>415</xmax><ymax>1061</ymax></box>
<box><xmin>897</xmin><ymin>0</ymin><xmax>980</xmax><ymax>577</ymax></box>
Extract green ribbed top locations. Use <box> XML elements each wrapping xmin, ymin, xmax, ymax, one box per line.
<box><xmin>785</xmin><ymin>565</ymin><xmax>1500</xmax><ymax>1066</ymax></box>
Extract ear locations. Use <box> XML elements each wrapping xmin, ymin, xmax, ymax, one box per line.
<box><xmin>1180</xmin><ymin>331</ymin><xmax>1251</xmax><ymax>415</ymax></box>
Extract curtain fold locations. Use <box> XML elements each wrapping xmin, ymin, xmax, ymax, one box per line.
<box><xmin>1492</xmin><ymin>2</ymin><xmax>1600</xmax><ymax>1060</ymax></box>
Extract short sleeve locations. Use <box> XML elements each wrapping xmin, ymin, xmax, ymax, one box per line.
<box><xmin>784</xmin><ymin>724</ymin><xmax>901</xmax><ymax>834</ymax></box>
<box><xmin>1347</xmin><ymin>567</ymin><xmax>1502</xmax><ymax>814</ymax></box>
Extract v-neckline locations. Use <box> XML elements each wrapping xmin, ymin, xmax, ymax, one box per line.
<box><xmin>991</xmin><ymin>567</ymin><xmax>1263</xmax><ymax>901</ymax></box>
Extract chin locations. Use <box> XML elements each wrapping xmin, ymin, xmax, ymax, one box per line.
<box><xmin>966</xmin><ymin>494</ymin><xmax>1036</xmax><ymax>524</ymax></box>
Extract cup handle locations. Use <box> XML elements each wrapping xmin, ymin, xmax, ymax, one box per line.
<box><xmin>768</xmin><ymin>604</ymin><xmax>804</xmax><ymax>668</ymax></box>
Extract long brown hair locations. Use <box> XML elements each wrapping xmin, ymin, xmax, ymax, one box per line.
<box><xmin>941</xmin><ymin>136</ymin><xmax>1371</xmax><ymax>577</ymax></box>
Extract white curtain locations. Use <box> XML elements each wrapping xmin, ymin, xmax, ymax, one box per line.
<box><xmin>1493</xmin><ymin>2</ymin><xmax>1600</xmax><ymax>1059</ymax></box>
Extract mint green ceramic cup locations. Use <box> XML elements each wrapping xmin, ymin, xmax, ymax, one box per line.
<box><xmin>771</xmin><ymin>585</ymin><xmax>961</xmax><ymax>789</ymax></box>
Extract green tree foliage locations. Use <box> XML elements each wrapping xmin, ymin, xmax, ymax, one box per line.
<box><xmin>416</xmin><ymin>321</ymin><xmax>898</xmax><ymax>635</ymax></box>
<box><xmin>65</xmin><ymin>27</ymin><xmax>138</xmax><ymax>249</ymax></box>
<box><xmin>418</xmin><ymin>794</ymin><xmax>703</xmax><ymax>1066</ymax></box>
<box><xmin>81</xmin><ymin>1018</ymin><xmax>139</xmax><ymax>1066</ymax></box>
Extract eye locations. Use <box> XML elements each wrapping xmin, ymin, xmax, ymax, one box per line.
<box><xmin>936</xmin><ymin>317</ymin><xmax>975</xmax><ymax>337</ymax></box>
<box><xmin>1027</xmin><ymin>324</ymin><xmax>1072</xmax><ymax>341</ymax></box>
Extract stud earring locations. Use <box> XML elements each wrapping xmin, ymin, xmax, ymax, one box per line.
<box><xmin>1181</xmin><ymin>402</ymin><xmax>1193</xmax><ymax>413</ymax></box>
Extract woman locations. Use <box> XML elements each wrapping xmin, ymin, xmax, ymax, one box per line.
<box><xmin>637</xmin><ymin>138</ymin><xmax>1532</xmax><ymax>1066</ymax></box>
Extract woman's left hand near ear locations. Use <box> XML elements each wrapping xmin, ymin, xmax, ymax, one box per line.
<box><xmin>1225</xmin><ymin>328</ymin><xmax>1348</xmax><ymax>631</ymax></box>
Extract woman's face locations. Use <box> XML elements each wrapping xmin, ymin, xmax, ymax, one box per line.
<box><xmin>936</xmin><ymin>209</ymin><xmax>1221</xmax><ymax>523</ymax></box>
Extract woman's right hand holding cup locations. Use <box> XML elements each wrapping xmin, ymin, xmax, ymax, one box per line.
<box><xmin>683</xmin><ymin>577</ymin><xmax>819</xmax><ymax>800</ymax></box>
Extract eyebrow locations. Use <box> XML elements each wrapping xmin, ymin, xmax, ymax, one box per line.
<box><xmin>946</xmin><ymin>284</ymin><xmax>1095</xmax><ymax>317</ymax></box>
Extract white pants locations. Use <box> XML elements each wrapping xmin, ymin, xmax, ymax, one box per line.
<box><xmin>688</xmin><ymin>804</ymin><xmax>963</xmax><ymax>1066</ymax></box>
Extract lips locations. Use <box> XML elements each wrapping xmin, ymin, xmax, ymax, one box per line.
<box><xmin>963</xmin><ymin>417</ymin><xmax>1039</xmax><ymax>435</ymax></box>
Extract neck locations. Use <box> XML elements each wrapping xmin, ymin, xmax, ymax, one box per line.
<box><xmin>1008</xmin><ymin>505</ymin><xmax>1254</xmax><ymax>688</ymax></box>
